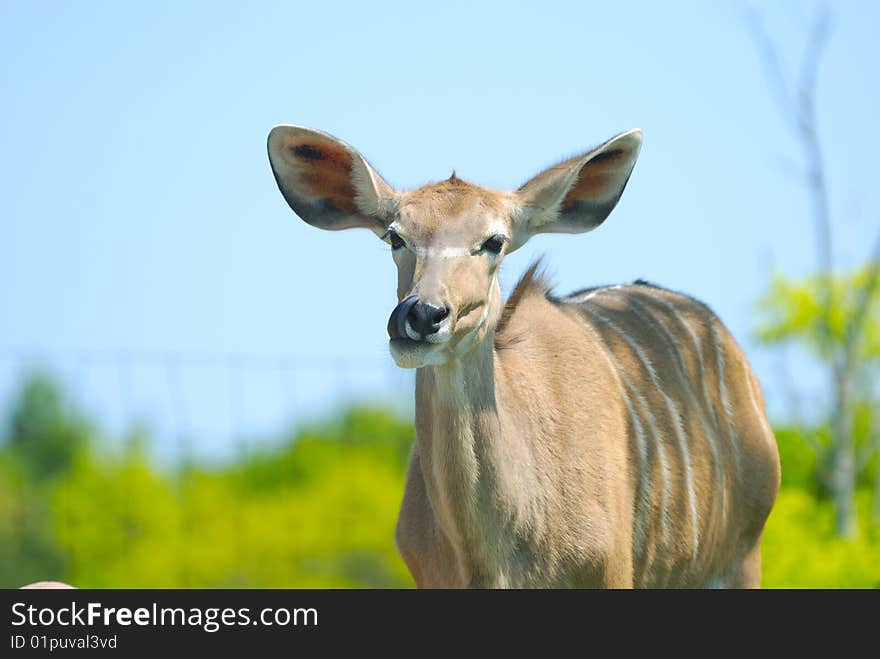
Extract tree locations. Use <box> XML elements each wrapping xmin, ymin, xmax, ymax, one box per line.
<box><xmin>0</xmin><ymin>372</ymin><xmax>92</xmax><ymax>586</ymax></box>
<box><xmin>4</xmin><ymin>371</ymin><xmax>91</xmax><ymax>481</ymax></box>
<box><xmin>745</xmin><ymin>5</ymin><xmax>880</xmax><ymax>536</ymax></box>
<box><xmin>756</xmin><ymin>268</ymin><xmax>880</xmax><ymax>508</ymax></box>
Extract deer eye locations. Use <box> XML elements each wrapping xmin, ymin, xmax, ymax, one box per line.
<box><xmin>383</xmin><ymin>229</ymin><xmax>406</xmax><ymax>250</ymax></box>
<box><xmin>479</xmin><ymin>235</ymin><xmax>506</xmax><ymax>255</ymax></box>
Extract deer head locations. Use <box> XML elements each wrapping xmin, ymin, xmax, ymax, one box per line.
<box><xmin>267</xmin><ymin>126</ymin><xmax>642</xmax><ymax>368</ymax></box>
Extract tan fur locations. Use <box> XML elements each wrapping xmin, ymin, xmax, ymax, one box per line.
<box><xmin>394</xmin><ymin>274</ymin><xmax>779</xmax><ymax>587</ymax></box>
<box><xmin>267</xmin><ymin>125</ymin><xmax>781</xmax><ymax>588</ymax></box>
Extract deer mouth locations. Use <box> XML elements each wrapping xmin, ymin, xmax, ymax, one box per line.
<box><xmin>389</xmin><ymin>337</ymin><xmax>420</xmax><ymax>348</ymax></box>
<box><xmin>389</xmin><ymin>337</ymin><xmax>436</xmax><ymax>368</ymax></box>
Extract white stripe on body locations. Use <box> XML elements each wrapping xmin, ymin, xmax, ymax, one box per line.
<box><xmin>743</xmin><ymin>367</ymin><xmax>776</xmax><ymax>451</ymax></box>
<box><xmin>560</xmin><ymin>285</ymin><xmax>624</xmax><ymax>304</ymax></box>
<box><xmin>579</xmin><ymin>303</ymin><xmax>701</xmax><ymax>559</ymax></box>
<box><xmin>618</xmin><ymin>381</ymin><xmax>650</xmax><ymax>553</ymax></box>
<box><xmin>628</xmin><ymin>297</ymin><xmax>727</xmax><ymax>529</ymax></box>
<box><xmin>625</xmin><ymin>378</ymin><xmax>676</xmax><ymax>583</ymax></box>
<box><xmin>566</xmin><ymin>303</ymin><xmax>673</xmax><ymax>564</ymax></box>
<box><xmin>652</xmin><ymin>296</ymin><xmax>718</xmax><ymax>425</ymax></box>
<box><xmin>623</xmin><ymin>375</ymin><xmax>674</xmax><ymax>550</ymax></box>
<box><xmin>643</xmin><ymin>288</ymin><xmax>742</xmax><ymax>482</ymax></box>
<box><xmin>708</xmin><ymin>321</ymin><xmax>742</xmax><ymax>478</ymax></box>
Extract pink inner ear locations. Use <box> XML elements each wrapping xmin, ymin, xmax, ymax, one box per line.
<box><xmin>562</xmin><ymin>149</ymin><xmax>626</xmax><ymax>209</ymax></box>
<box><xmin>285</xmin><ymin>138</ymin><xmax>358</xmax><ymax>214</ymax></box>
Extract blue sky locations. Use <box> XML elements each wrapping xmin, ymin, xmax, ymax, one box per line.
<box><xmin>1</xmin><ymin>1</ymin><xmax>877</xmax><ymax>455</ymax></box>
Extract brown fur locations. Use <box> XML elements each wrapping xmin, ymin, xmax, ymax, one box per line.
<box><xmin>289</xmin><ymin>141</ymin><xmax>358</xmax><ymax>213</ymax></box>
<box><xmin>402</xmin><ymin>177</ymin><xmax>510</xmax><ymax>216</ymax></box>
<box><xmin>493</xmin><ymin>260</ymin><xmax>549</xmax><ymax>347</ymax></box>
<box><xmin>566</xmin><ymin>152</ymin><xmax>623</xmax><ymax>202</ymax></box>
<box><xmin>267</xmin><ymin>125</ymin><xmax>781</xmax><ymax>588</ymax></box>
<box><xmin>395</xmin><ymin>279</ymin><xmax>780</xmax><ymax>587</ymax></box>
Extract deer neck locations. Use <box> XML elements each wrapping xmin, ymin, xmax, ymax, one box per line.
<box><xmin>414</xmin><ymin>317</ymin><xmax>534</xmax><ymax>584</ymax></box>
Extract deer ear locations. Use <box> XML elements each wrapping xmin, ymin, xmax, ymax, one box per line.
<box><xmin>513</xmin><ymin>129</ymin><xmax>642</xmax><ymax>243</ymax></box>
<box><xmin>267</xmin><ymin>125</ymin><xmax>397</xmax><ymax>235</ymax></box>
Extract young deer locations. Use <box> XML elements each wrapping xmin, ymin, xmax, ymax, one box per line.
<box><xmin>267</xmin><ymin>126</ymin><xmax>780</xmax><ymax>588</ymax></box>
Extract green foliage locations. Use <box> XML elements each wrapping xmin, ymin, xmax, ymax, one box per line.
<box><xmin>755</xmin><ymin>266</ymin><xmax>879</xmax><ymax>536</ymax></box>
<box><xmin>762</xmin><ymin>423</ymin><xmax>880</xmax><ymax>587</ymax></box>
<box><xmin>756</xmin><ymin>267</ymin><xmax>880</xmax><ymax>361</ymax></box>
<box><xmin>4</xmin><ymin>372</ymin><xmax>91</xmax><ymax>481</ymax></box>
<box><xmin>762</xmin><ymin>489</ymin><xmax>880</xmax><ymax>588</ymax></box>
<box><xmin>773</xmin><ymin>424</ymin><xmax>822</xmax><ymax>492</ymax></box>
<box><xmin>232</xmin><ymin>407</ymin><xmax>412</xmax><ymax>493</ymax></box>
<box><xmin>774</xmin><ymin>403</ymin><xmax>879</xmax><ymax>496</ymax></box>
<box><xmin>1</xmin><ymin>372</ymin><xmax>878</xmax><ymax>588</ymax></box>
<box><xmin>0</xmin><ymin>375</ymin><xmax>413</xmax><ymax>588</ymax></box>
<box><xmin>0</xmin><ymin>451</ymin><xmax>66</xmax><ymax>586</ymax></box>
<box><xmin>48</xmin><ymin>409</ymin><xmax>414</xmax><ymax>588</ymax></box>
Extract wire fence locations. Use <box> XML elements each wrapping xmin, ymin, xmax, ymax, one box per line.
<box><xmin>0</xmin><ymin>347</ymin><xmax>415</xmax><ymax>464</ymax></box>
<box><xmin>0</xmin><ymin>347</ymin><xmax>421</xmax><ymax>586</ymax></box>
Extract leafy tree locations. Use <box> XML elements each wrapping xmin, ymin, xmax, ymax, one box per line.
<box><xmin>4</xmin><ymin>372</ymin><xmax>91</xmax><ymax>481</ymax></box>
<box><xmin>745</xmin><ymin>6</ymin><xmax>880</xmax><ymax>536</ymax></box>
<box><xmin>757</xmin><ymin>269</ymin><xmax>880</xmax><ymax>362</ymax></box>
<box><xmin>756</xmin><ymin>268</ymin><xmax>880</xmax><ymax>523</ymax></box>
<box><xmin>3</xmin><ymin>373</ymin><xmax>878</xmax><ymax>588</ymax></box>
<box><xmin>0</xmin><ymin>372</ymin><xmax>92</xmax><ymax>586</ymax></box>
<box><xmin>49</xmin><ymin>405</ymin><xmax>413</xmax><ymax>588</ymax></box>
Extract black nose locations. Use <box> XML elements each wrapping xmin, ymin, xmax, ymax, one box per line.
<box><xmin>388</xmin><ymin>295</ymin><xmax>449</xmax><ymax>340</ymax></box>
<box><xmin>408</xmin><ymin>302</ymin><xmax>449</xmax><ymax>337</ymax></box>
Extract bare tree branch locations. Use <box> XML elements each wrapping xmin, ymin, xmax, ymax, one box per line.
<box><xmin>743</xmin><ymin>4</ymin><xmax>836</xmax><ymax>351</ymax></box>
<box><xmin>742</xmin><ymin>4</ymin><xmax>800</xmax><ymax>126</ymax></box>
<box><xmin>795</xmin><ymin>12</ymin><xmax>835</xmax><ymax>355</ymax></box>
<box><xmin>842</xmin><ymin>227</ymin><xmax>880</xmax><ymax>373</ymax></box>
<box><xmin>796</xmin><ymin>9</ymin><xmax>832</xmax><ymax>136</ymax></box>
<box><xmin>743</xmin><ymin>3</ymin><xmax>869</xmax><ymax>536</ymax></box>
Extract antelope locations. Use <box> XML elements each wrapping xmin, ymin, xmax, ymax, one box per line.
<box><xmin>267</xmin><ymin>125</ymin><xmax>781</xmax><ymax>588</ymax></box>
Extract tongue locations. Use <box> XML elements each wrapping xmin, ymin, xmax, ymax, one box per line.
<box><xmin>388</xmin><ymin>295</ymin><xmax>419</xmax><ymax>340</ymax></box>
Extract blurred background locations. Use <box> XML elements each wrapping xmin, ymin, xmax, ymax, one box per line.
<box><xmin>1</xmin><ymin>0</ymin><xmax>878</xmax><ymax>587</ymax></box>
